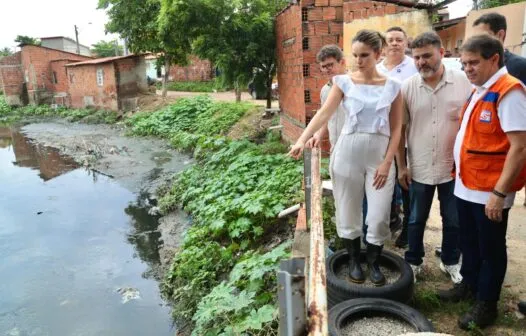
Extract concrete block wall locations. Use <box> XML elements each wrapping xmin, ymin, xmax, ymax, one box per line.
<box><xmin>67</xmin><ymin>63</ymin><xmax>118</xmax><ymax>111</ymax></box>
<box><xmin>168</xmin><ymin>56</ymin><xmax>214</xmax><ymax>82</ymax></box>
<box><xmin>0</xmin><ymin>52</ymin><xmax>26</xmax><ymax>106</ymax></box>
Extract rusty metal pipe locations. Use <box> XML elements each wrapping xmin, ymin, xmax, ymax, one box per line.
<box><xmin>307</xmin><ymin>148</ymin><xmax>328</xmax><ymax>336</ymax></box>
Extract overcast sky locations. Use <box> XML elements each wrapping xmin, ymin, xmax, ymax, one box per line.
<box><xmin>0</xmin><ymin>0</ymin><xmax>473</xmax><ymax>52</ymax></box>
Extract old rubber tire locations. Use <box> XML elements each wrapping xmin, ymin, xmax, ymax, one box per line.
<box><xmin>328</xmin><ymin>298</ymin><xmax>434</xmax><ymax>336</ymax></box>
<box><xmin>326</xmin><ymin>249</ymin><xmax>414</xmax><ymax>305</ymax></box>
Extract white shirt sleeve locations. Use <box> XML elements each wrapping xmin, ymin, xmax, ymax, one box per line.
<box><xmin>498</xmin><ymin>88</ymin><xmax>526</xmax><ymax>132</ymax></box>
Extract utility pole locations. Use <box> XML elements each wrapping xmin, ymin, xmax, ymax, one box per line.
<box><xmin>74</xmin><ymin>24</ymin><xmax>80</xmax><ymax>54</ymax></box>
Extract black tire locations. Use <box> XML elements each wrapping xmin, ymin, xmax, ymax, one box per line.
<box><xmin>326</xmin><ymin>249</ymin><xmax>414</xmax><ymax>305</ymax></box>
<box><xmin>328</xmin><ymin>298</ymin><xmax>434</xmax><ymax>336</ymax></box>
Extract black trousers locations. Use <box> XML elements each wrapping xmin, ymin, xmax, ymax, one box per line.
<box><xmin>456</xmin><ymin>197</ymin><xmax>509</xmax><ymax>302</ymax></box>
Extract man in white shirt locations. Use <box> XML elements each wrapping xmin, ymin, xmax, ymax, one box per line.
<box><xmin>397</xmin><ymin>32</ymin><xmax>472</xmax><ymax>284</ymax></box>
<box><xmin>306</xmin><ymin>45</ymin><xmax>347</xmax><ymax>150</ymax></box>
<box><xmin>373</xmin><ymin>27</ymin><xmax>418</xmax><ymax>246</ymax></box>
<box><xmin>437</xmin><ymin>34</ymin><xmax>526</xmax><ymax>331</ymax></box>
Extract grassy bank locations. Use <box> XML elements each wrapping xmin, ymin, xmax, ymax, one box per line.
<box><xmin>127</xmin><ymin>95</ymin><xmax>302</xmax><ymax>334</ymax></box>
<box><xmin>0</xmin><ymin>96</ymin><xmax>119</xmax><ymax>125</ymax></box>
<box><xmin>157</xmin><ymin>80</ymin><xmax>227</xmax><ymax>93</ymax></box>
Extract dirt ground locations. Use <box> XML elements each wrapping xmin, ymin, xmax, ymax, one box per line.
<box><xmin>384</xmin><ymin>190</ymin><xmax>526</xmax><ymax>335</ymax></box>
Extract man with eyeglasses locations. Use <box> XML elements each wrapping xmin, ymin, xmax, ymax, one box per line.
<box><xmin>305</xmin><ymin>45</ymin><xmax>347</xmax><ymax>150</ymax></box>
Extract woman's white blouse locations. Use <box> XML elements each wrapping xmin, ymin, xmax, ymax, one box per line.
<box><xmin>332</xmin><ymin>75</ymin><xmax>401</xmax><ymax>137</ymax></box>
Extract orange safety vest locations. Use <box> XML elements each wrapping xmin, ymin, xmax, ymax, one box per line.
<box><xmin>458</xmin><ymin>73</ymin><xmax>526</xmax><ymax>192</ymax></box>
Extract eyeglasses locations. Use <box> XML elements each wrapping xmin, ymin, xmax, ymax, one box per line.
<box><xmin>320</xmin><ymin>62</ymin><xmax>335</xmax><ymax>70</ymax></box>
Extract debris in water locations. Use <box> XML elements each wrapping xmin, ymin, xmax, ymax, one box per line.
<box><xmin>116</xmin><ymin>287</ymin><xmax>141</xmax><ymax>304</ymax></box>
<box><xmin>148</xmin><ymin>206</ymin><xmax>161</xmax><ymax>216</ymax></box>
<box><xmin>37</xmin><ymin>211</ymin><xmax>43</xmax><ymax>215</ymax></box>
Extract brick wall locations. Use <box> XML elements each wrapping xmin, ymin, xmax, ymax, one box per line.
<box><xmin>0</xmin><ymin>52</ymin><xmax>25</xmax><ymax>105</ymax></box>
<box><xmin>67</xmin><ymin>63</ymin><xmax>119</xmax><ymax>111</ymax></box>
<box><xmin>20</xmin><ymin>45</ymin><xmax>91</xmax><ymax>104</ymax></box>
<box><xmin>276</xmin><ymin>3</ymin><xmax>306</xmax><ymax>143</ymax></box>
<box><xmin>168</xmin><ymin>56</ymin><xmax>214</xmax><ymax>82</ymax></box>
<box><xmin>50</xmin><ymin>60</ymin><xmax>73</xmax><ymax>94</ymax></box>
<box><xmin>277</xmin><ymin>0</ymin><xmax>430</xmax><ymax>144</ymax></box>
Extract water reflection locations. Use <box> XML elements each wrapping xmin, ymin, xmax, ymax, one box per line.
<box><xmin>125</xmin><ymin>192</ymin><xmax>163</xmax><ymax>278</ymax></box>
<box><xmin>0</xmin><ymin>126</ymin><xmax>174</xmax><ymax>335</ymax></box>
<box><xmin>0</xmin><ymin>126</ymin><xmax>77</xmax><ymax>181</ymax></box>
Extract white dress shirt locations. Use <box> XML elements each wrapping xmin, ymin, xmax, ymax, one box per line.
<box><xmin>453</xmin><ymin>67</ymin><xmax>526</xmax><ymax>208</ymax></box>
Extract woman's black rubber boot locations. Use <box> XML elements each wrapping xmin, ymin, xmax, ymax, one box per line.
<box><xmin>343</xmin><ymin>238</ymin><xmax>365</xmax><ymax>284</ymax></box>
<box><xmin>366</xmin><ymin>243</ymin><xmax>386</xmax><ymax>286</ymax></box>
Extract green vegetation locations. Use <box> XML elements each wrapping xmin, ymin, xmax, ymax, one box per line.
<box><xmin>14</xmin><ymin>35</ymin><xmax>40</xmax><ymax>46</ymax></box>
<box><xmin>127</xmin><ymin>95</ymin><xmax>251</xmax><ymax>139</ymax></box>
<box><xmin>159</xmin><ymin>81</ymin><xmax>226</xmax><ymax>93</ymax></box>
<box><xmin>0</xmin><ymin>47</ymin><xmax>12</xmax><ymax>57</ymax></box>
<box><xmin>0</xmin><ymin>96</ymin><xmax>118</xmax><ymax>125</ymax></box>
<box><xmin>91</xmin><ymin>39</ymin><xmax>123</xmax><ymax>57</ymax></box>
<box><xmin>128</xmin><ymin>96</ymin><xmax>302</xmax><ymax>334</ymax></box>
<box><xmin>475</xmin><ymin>0</ymin><xmax>524</xmax><ymax>9</ymax></box>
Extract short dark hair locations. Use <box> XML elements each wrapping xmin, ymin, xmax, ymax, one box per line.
<box><xmin>316</xmin><ymin>44</ymin><xmax>343</xmax><ymax>62</ymax></box>
<box><xmin>461</xmin><ymin>34</ymin><xmax>504</xmax><ymax>68</ymax></box>
<box><xmin>411</xmin><ymin>31</ymin><xmax>442</xmax><ymax>49</ymax></box>
<box><xmin>473</xmin><ymin>12</ymin><xmax>507</xmax><ymax>34</ymax></box>
<box><xmin>386</xmin><ymin>26</ymin><xmax>407</xmax><ymax>37</ymax></box>
<box><xmin>352</xmin><ymin>29</ymin><xmax>387</xmax><ymax>53</ymax></box>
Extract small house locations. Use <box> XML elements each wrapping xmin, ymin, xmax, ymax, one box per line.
<box><xmin>65</xmin><ymin>54</ymin><xmax>148</xmax><ymax>112</ymax></box>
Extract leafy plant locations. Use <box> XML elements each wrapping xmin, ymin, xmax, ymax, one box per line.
<box><xmin>163</xmin><ymin>80</ymin><xmax>223</xmax><ymax>92</ymax></box>
<box><xmin>191</xmin><ymin>242</ymin><xmax>290</xmax><ymax>336</ymax></box>
<box><xmin>0</xmin><ymin>96</ymin><xmax>119</xmax><ymax>125</ymax></box>
<box><xmin>128</xmin><ymin>95</ymin><xmax>253</xmax><ymax>139</ymax></box>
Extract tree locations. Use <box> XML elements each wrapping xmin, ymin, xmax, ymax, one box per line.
<box><xmin>14</xmin><ymin>35</ymin><xmax>40</xmax><ymax>46</ymax></box>
<box><xmin>473</xmin><ymin>0</ymin><xmax>522</xmax><ymax>9</ymax></box>
<box><xmin>159</xmin><ymin>0</ymin><xmax>286</xmax><ymax>106</ymax></box>
<box><xmin>0</xmin><ymin>47</ymin><xmax>12</xmax><ymax>57</ymax></box>
<box><xmin>98</xmin><ymin>0</ymin><xmax>191</xmax><ymax>97</ymax></box>
<box><xmin>91</xmin><ymin>39</ymin><xmax>123</xmax><ymax>57</ymax></box>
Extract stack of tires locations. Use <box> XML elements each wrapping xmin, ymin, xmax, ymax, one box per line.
<box><xmin>326</xmin><ymin>249</ymin><xmax>436</xmax><ymax>335</ymax></box>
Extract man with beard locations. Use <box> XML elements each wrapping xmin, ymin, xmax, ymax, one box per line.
<box><xmin>397</xmin><ymin>32</ymin><xmax>472</xmax><ymax>284</ymax></box>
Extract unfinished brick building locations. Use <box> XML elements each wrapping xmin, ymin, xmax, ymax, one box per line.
<box><xmin>0</xmin><ymin>45</ymin><xmax>92</xmax><ymax>106</ymax></box>
<box><xmin>65</xmin><ymin>55</ymin><xmax>148</xmax><ymax>112</ymax></box>
<box><xmin>0</xmin><ymin>45</ymin><xmax>148</xmax><ymax>112</ymax></box>
<box><xmin>276</xmin><ymin>0</ymin><xmax>433</xmax><ymax>145</ymax></box>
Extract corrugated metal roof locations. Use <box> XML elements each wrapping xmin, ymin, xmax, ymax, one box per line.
<box><xmin>65</xmin><ymin>54</ymin><xmax>144</xmax><ymax>67</ymax></box>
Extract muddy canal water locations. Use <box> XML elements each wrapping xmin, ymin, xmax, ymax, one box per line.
<box><xmin>0</xmin><ymin>127</ymin><xmax>175</xmax><ymax>335</ymax></box>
